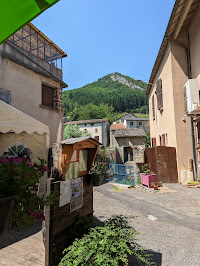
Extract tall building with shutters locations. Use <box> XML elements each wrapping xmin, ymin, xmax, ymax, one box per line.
<box><xmin>147</xmin><ymin>0</ymin><xmax>200</xmax><ymax>182</ymax></box>
<box><xmin>0</xmin><ymin>23</ymin><xmax>67</xmax><ymax>149</ymax></box>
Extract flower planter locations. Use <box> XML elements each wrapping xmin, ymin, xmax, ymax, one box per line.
<box><xmin>141</xmin><ymin>173</ymin><xmax>157</xmax><ymax>188</ymax></box>
<box><xmin>0</xmin><ymin>195</ymin><xmax>17</xmax><ymax>234</ymax></box>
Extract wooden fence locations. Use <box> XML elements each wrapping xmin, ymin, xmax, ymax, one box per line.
<box><xmin>145</xmin><ymin>146</ymin><xmax>178</xmax><ymax>183</ymax></box>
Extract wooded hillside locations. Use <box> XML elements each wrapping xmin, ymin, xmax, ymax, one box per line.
<box><xmin>63</xmin><ymin>73</ymin><xmax>148</xmax><ymax>122</ymax></box>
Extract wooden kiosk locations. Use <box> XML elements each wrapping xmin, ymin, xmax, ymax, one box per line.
<box><xmin>47</xmin><ymin>137</ymin><xmax>100</xmax><ymax>265</ymax></box>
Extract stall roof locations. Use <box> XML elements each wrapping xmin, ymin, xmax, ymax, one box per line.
<box><xmin>0</xmin><ymin>100</ymin><xmax>49</xmax><ymax>135</ymax></box>
<box><xmin>61</xmin><ymin>136</ymin><xmax>101</xmax><ymax>146</ymax></box>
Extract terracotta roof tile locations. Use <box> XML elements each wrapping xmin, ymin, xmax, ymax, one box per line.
<box><xmin>110</xmin><ymin>123</ymin><xmax>126</xmax><ymax>130</ymax></box>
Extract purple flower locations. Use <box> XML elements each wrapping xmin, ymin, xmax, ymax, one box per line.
<box><xmin>42</xmin><ymin>165</ymin><xmax>49</xmax><ymax>172</ymax></box>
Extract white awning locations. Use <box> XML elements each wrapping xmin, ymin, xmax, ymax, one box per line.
<box><xmin>0</xmin><ymin>100</ymin><xmax>49</xmax><ymax>135</ymax></box>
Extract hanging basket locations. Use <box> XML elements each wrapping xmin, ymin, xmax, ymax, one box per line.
<box><xmin>0</xmin><ymin>195</ymin><xmax>17</xmax><ymax>234</ymax></box>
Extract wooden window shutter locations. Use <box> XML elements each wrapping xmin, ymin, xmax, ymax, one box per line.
<box><xmin>156</xmin><ymin>79</ymin><xmax>163</xmax><ymax>110</ymax></box>
<box><xmin>42</xmin><ymin>84</ymin><xmax>55</xmax><ymax>108</ymax></box>
<box><xmin>162</xmin><ymin>134</ymin><xmax>166</xmax><ymax>146</ymax></box>
<box><xmin>152</xmin><ymin>95</ymin><xmax>155</xmax><ymax>118</ymax></box>
<box><xmin>152</xmin><ymin>138</ymin><xmax>156</xmax><ymax>147</ymax></box>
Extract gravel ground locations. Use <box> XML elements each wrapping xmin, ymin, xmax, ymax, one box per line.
<box><xmin>94</xmin><ymin>183</ymin><xmax>200</xmax><ymax>266</ymax></box>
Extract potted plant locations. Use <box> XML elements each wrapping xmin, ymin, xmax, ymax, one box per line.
<box><xmin>0</xmin><ymin>157</ymin><xmax>57</xmax><ymax>233</ymax></box>
<box><xmin>59</xmin><ymin>215</ymin><xmax>152</xmax><ymax>266</ymax></box>
<box><xmin>151</xmin><ymin>182</ymin><xmax>159</xmax><ymax>190</ymax></box>
<box><xmin>90</xmin><ymin>153</ymin><xmax>109</xmax><ymax>186</ymax></box>
<box><xmin>141</xmin><ymin>163</ymin><xmax>157</xmax><ymax>188</ymax></box>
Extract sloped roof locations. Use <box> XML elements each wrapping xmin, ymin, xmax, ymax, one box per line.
<box><xmin>125</xmin><ymin>117</ymin><xmax>149</xmax><ymax>121</ymax></box>
<box><xmin>61</xmin><ymin>136</ymin><xmax>100</xmax><ymax>145</ymax></box>
<box><xmin>64</xmin><ymin>118</ymin><xmax>110</xmax><ymax>126</ymax></box>
<box><xmin>110</xmin><ymin>123</ymin><xmax>126</xmax><ymax>130</ymax></box>
<box><xmin>114</xmin><ymin>128</ymin><xmax>146</xmax><ymax>138</ymax></box>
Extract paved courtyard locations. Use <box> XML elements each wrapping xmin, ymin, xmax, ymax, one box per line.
<box><xmin>0</xmin><ymin>183</ymin><xmax>199</xmax><ymax>265</ymax></box>
<box><xmin>94</xmin><ymin>182</ymin><xmax>200</xmax><ymax>266</ymax></box>
<box><xmin>0</xmin><ymin>223</ymin><xmax>44</xmax><ymax>266</ymax></box>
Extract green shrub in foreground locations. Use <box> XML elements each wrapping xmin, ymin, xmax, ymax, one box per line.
<box><xmin>59</xmin><ymin>215</ymin><xmax>153</xmax><ymax>266</ymax></box>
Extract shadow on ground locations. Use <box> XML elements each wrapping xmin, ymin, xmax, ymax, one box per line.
<box><xmin>0</xmin><ymin>222</ymin><xmax>42</xmax><ymax>249</ymax></box>
<box><xmin>131</xmin><ymin>249</ymin><xmax>162</xmax><ymax>266</ymax></box>
<box><xmin>94</xmin><ymin>216</ymin><xmax>162</xmax><ymax>266</ymax></box>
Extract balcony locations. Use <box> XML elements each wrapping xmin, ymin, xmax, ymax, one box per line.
<box><xmin>7</xmin><ymin>23</ymin><xmax>67</xmax><ymax>71</ymax></box>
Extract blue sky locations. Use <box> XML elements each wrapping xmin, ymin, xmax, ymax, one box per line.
<box><xmin>33</xmin><ymin>0</ymin><xmax>175</xmax><ymax>90</ymax></box>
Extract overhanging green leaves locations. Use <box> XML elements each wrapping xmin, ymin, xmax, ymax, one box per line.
<box><xmin>0</xmin><ymin>0</ymin><xmax>60</xmax><ymax>45</ymax></box>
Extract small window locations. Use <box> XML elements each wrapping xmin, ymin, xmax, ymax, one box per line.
<box><xmin>130</xmin><ymin>122</ymin><xmax>133</xmax><ymax>126</ymax></box>
<box><xmin>85</xmin><ymin>124</ymin><xmax>87</xmax><ymax>126</ymax></box>
<box><xmin>121</xmin><ymin>119</ymin><xmax>124</xmax><ymax>123</ymax></box>
<box><xmin>112</xmin><ymin>130</ymin><xmax>115</xmax><ymax>134</ymax></box>
<box><xmin>156</xmin><ymin>79</ymin><xmax>163</xmax><ymax>110</ymax></box>
<box><xmin>2</xmin><ymin>142</ymin><xmax>32</xmax><ymax>160</ymax></box>
<box><xmin>95</xmin><ymin>128</ymin><xmax>98</xmax><ymax>133</ymax></box>
<box><xmin>138</xmin><ymin>121</ymin><xmax>143</xmax><ymax>126</ymax></box>
<box><xmin>42</xmin><ymin>84</ymin><xmax>55</xmax><ymax>108</ymax></box>
<box><xmin>162</xmin><ymin>134</ymin><xmax>166</xmax><ymax>146</ymax></box>
<box><xmin>91</xmin><ymin>123</ymin><xmax>94</xmax><ymax>126</ymax></box>
<box><xmin>152</xmin><ymin>95</ymin><xmax>155</xmax><ymax>118</ymax></box>
<box><xmin>94</xmin><ymin>136</ymin><xmax>99</xmax><ymax>141</ymax></box>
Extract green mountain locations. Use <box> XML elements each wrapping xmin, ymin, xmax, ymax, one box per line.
<box><xmin>62</xmin><ymin>72</ymin><xmax>148</xmax><ymax>122</ymax></box>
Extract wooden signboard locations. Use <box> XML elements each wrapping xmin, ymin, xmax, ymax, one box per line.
<box><xmin>47</xmin><ymin>137</ymin><xmax>100</xmax><ymax>266</ymax></box>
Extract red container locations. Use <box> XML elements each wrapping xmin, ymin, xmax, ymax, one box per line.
<box><xmin>141</xmin><ymin>173</ymin><xmax>157</xmax><ymax>188</ymax></box>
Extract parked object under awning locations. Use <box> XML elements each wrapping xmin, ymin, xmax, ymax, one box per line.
<box><xmin>0</xmin><ymin>0</ymin><xmax>60</xmax><ymax>45</ymax></box>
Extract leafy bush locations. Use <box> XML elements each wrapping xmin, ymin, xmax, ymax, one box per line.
<box><xmin>141</xmin><ymin>163</ymin><xmax>151</xmax><ymax>174</ymax></box>
<box><xmin>59</xmin><ymin>215</ymin><xmax>153</xmax><ymax>266</ymax></box>
<box><xmin>0</xmin><ymin>157</ymin><xmax>57</xmax><ymax>228</ymax></box>
<box><xmin>91</xmin><ymin>150</ymin><xmax>110</xmax><ymax>180</ymax></box>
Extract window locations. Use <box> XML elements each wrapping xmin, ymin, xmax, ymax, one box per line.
<box><xmin>2</xmin><ymin>142</ymin><xmax>32</xmax><ymax>159</ymax></box>
<box><xmin>42</xmin><ymin>84</ymin><xmax>55</xmax><ymax>108</ymax></box>
<box><xmin>152</xmin><ymin>138</ymin><xmax>156</xmax><ymax>147</ymax></box>
<box><xmin>85</xmin><ymin>124</ymin><xmax>87</xmax><ymax>126</ymax></box>
<box><xmin>91</xmin><ymin>123</ymin><xmax>94</xmax><ymax>126</ymax></box>
<box><xmin>112</xmin><ymin>130</ymin><xmax>115</xmax><ymax>134</ymax></box>
<box><xmin>0</xmin><ymin>88</ymin><xmax>11</xmax><ymax>104</ymax></box>
<box><xmin>138</xmin><ymin>121</ymin><xmax>143</xmax><ymax>127</ymax></box>
<box><xmin>162</xmin><ymin>134</ymin><xmax>166</xmax><ymax>146</ymax></box>
<box><xmin>152</xmin><ymin>95</ymin><xmax>155</xmax><ymax>118</ymax></box>
<box><xmin>130</xmin><ymin>122</ymin><xmax>133</xmax><ymax>126</ymax></box>
<box><xmin>94</xmin><ymin>136</ymin><xmax>99</xmax><ymax>141</ymax></box>
<box><xmin>124</xmin><ymin>147</ymin><xmax>133</xmax><ymax>163</ymax></box>
<box><xmin>95</xmin><ymin>128</ymin><xmax>98</xmax><ymax>133</ymax></box>
<box><xmin>156</xmin><ymin>79</ymin><xmax>163</xmax><ymax>110</ymax></box>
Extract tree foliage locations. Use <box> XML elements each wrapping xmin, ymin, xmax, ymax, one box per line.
<box><xmin>145</xmin><ymin>131</ymin><xmax>151</xmax><ymax>148</ymax></box>
<box><xmin>62</xmin><ymin>73</ymin><xmax>149</xmax><ymax>122</ymax></box>
<box><xmin>63</xmin><ymin>125</ymin><xmax>91</xmax><ymax>140</ymax></box>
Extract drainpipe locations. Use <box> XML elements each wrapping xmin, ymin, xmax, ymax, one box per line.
<box><xmin>187</xmin><ymin>31</ymin><xmax>199</xmax><ymax>180</ymax></box>
<box><xmin>165</xmin><ymin>37</ymin><xmax>197</xmax><ymax>180</ymax></box>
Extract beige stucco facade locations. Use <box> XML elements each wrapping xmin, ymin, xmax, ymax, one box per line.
<box><xmin>148</xmin><ymin>2</ymin><xmax>200</xmax><ymax>182</ymax></box>
<box><xmin>0</xmin><ymin>41</ymin><xmax>64</xmax><ymax>150</ymax></box>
